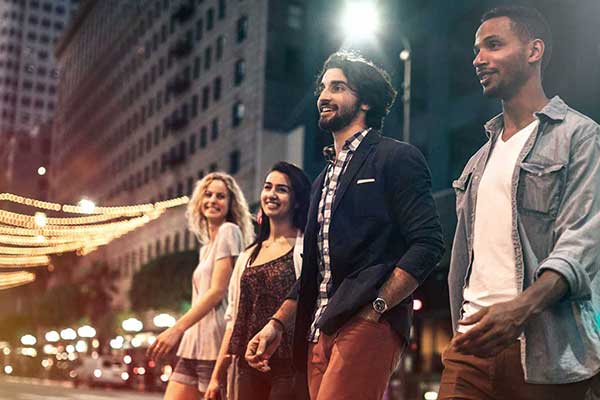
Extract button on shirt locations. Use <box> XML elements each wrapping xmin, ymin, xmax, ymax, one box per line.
<box><xmin>308</xmin><ymin>128</ymin><xmax>369</xmax><ymax>342</ymax></box>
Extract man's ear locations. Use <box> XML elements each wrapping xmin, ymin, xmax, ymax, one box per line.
<box><xmin>528</xmin><ymin>38</ymin><xmax>545</xmax><ymax>65</ymax></box>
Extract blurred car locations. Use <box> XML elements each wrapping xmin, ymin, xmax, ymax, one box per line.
<box><xmin>72</xmin><ymin>356</ymin><xmax>130</xmax><ymax>388</ymax></box>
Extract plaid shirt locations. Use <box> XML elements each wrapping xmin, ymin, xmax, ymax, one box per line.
<box><xmin>308</xmin><ymin>128</ymin><xmax>370</xmax><ymax>342</ymax></box>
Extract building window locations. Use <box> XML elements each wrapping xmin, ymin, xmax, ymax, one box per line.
<box><xmin>187</xmin><ymin>177</ymin><xmax>194</xmax><ymax>195</ymax></box>
<box><xmin>202</xmin><ymin>86</ymin><xmax>210</xmax><ymax>110</ymax></box>
<box><xmin>232</xmin><ymin>101</ymin><xmax>244</xmax><ymax>127</ymax></box>
<box><xmin>200</xmin><ymin>127</ymin><xmax>207</xmax><ymax>148</ymax></box>
<box><xmin>193</xmin><ymin>57</ymin><xmax>201</xmax><ymax>79</ymax></box>
<box><xmin>206</xmin><ymin>8</ymin><xmax>214</xmax><ymax>31</ymax></box>
<box><xmin>174</xmin><ymin>232</ymin><xmax>180</xmax><ymax>251</ymax></box>
<box><xmin>229</xmin><ymin>150</ymin><xmax>240</xmax><ymax>174</ymax></box>
<box><xmin>216</xmin><ymin>36</ymin><xmax>224</xmax><ymax>61</ymax></box>
<box><xmin>211</xmin><ymin>118</ymin><xmax>219</xmax><ymax>140</ymax></box>
<box><xmin>234</xmin><ymin>59</ymin><xmax>245</xmax><ymax>86</ymax></box>
<box><xmin>204</xmin><ymin>46</ymin><xmax>212</xmax><ymax>70</ymax></box>
<box><xmin>218</xmin><ymin>0</ymin><xmax>226</xmax><ymax>19</ymax></box>
<box><xmin>189</xmin><ymin>133</ymin><xmax>197</xmax><ymax>154</ymax></box>
<box><xmin>191</xmin><ymin>94</ymin><xmax>198</xmax><ymax>116</ymax></box>
<box><xmin>195</xmin><ymin>18</ymin><xmax>203</xmax><ymax>40</ymax></box>
<box><xmin>237</xmin><ymin>16</ymin><xmax>248</xmax><ymax>43</ymax></box>
<box><xmin>213</xmin><ymin>77</ymin><xmax>221</xmax><ymax>101</ymax></box>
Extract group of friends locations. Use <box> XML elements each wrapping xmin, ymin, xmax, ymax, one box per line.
<box><xmin>144</xmin><ymin>5</ymin><xmax>600</xmax><ymax>400</ymax></box>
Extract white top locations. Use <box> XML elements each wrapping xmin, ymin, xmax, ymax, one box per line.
<box><xmin>225</xmin><ymin>233</ymin><xmax>303</xmax><ymax>331</ymax></box>
<box><xmin>177</xmin><ymin>222</ymin><xmax>243</xmax><ymax>359</ymax></box>
<box><xmin>459</xmin><ymin>120</ymin><xmax>538</xmax><ymax>333</ymax></box>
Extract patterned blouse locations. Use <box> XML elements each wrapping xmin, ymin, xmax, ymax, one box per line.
<box><xmin>228</xmin><ymin>248</ymin><xmax>296</xmax><ymax>360</ymax></box>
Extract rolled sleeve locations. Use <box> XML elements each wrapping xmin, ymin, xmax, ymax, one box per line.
<box><xmin>536</xmin><ymin>255</ymin><xmax>591</xmax><ymax>300</ymax></box>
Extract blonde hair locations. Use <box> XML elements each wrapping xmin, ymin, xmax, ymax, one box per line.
<box><xmin>186</xmin><ymin>172</ymin><xmax>254</xmax><ymax>246</ymax></box>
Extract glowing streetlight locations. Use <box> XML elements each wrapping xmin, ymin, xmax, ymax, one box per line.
<box><xmin>77</xmin><ymin>325</ymin><xmax>96</xmax><ymax>338</ymax></box>
<box><xmin>45</xmin><ymin>330</ymin><xmax>60</xmax><ymax>342</ymax></box>
<box><xmin>37</xmin><ymin>166</ymin><xmax>46</xmax><ymax>176</ymax></box>
<box><xmin>21</xmin><ymin>334</ymin><xmax>37</xmax><ymax>346</ymax></box>
<box><xmin>78</xmin><ymin>198</ymin><xmax>96</xmax><ymax>214</ymax></box>
<box><xmin>413</xmin><ymin>298</ymin><xmax>423</xmax><ymax>311</ymax></box>
<box><xmin>110</xmin><ymin>336</ymin><xmax>124</xmax><ymax>349</ymax></box>
<box><xmin>34</xmin><ymin>212</ymin><xmax>47</xmax><ymax>227</ymax></box>
<box><xmin>153</xmin><ymin>313</ymin><xmax>176</xmax><ymax>328</ymax></box>
<box><xmin>60</xmin><ymin>328</ymin><xmax>77</xmax><ymax>340</ymax></box>
<box><xmin>340</xmin><ymin>1</ymin><xmax>379</xmax><ymax>42</ymax></box>
<box><xmin>122</xmin><ymin>318</ymin><xmax>143</xmax><ymax>333</ymax></box>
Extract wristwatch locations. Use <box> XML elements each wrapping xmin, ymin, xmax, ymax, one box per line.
<box><xmin>372</xmin><ymin>297</ymin><xmax>388</xmax><ymax>314</ymax></box>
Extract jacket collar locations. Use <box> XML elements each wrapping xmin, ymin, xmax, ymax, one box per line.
<box><xmin>484</xmin><ymin>96</ymin><xmax>568</xmax><ymax>138</ymax></box>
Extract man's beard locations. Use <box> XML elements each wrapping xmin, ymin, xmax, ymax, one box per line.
<box><xmin>318</xmin><ymin>101</ymin><xmax>360</xmax><ymax>132</ymax></box>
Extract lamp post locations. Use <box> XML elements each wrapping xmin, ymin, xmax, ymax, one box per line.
<box><xmin>399</xmin><ymin>37</ymin><xmax>412</xmax><ymax>144</ymax></box>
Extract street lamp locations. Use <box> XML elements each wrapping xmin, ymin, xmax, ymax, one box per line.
<box><xmin>34</xmin><ymin>212</ymin><xmax>47</xmax><ymax>227</ymax></box>
<box><xmin>340</xmin><ymin>1</ymin><xmax>379</xmax><ymax>42</ymax></box>
<box><xmin>399</xmin><ymin>37</ymin><xmax>412</xmax><ymax>143</ymax></box>
<box><xmin>122</xmin><ymin>317</ymin><xmax>143</xmax><ymax>333</ymax></box>
<box><xmin>60</xmin><ymin>328</ymin><xmax>77</xmax><ymax>340</ymax></box>
<box><xmin>153</xmin><ymin>313</ymin><xmax>176</xmax><ymax>328</ymax></box>
<box><xmin>45</xmin><ymin>330</ymin><xmax>60</xmax><ymax>342</ymax></box>
<box><xmin>78</xmin><ymin>198</ymin><xmax>96</xmax><ymax>214</ymax></box>
<box><xmin>37</xmin><ymin>166</ymin><xmax>46</xmax><ymax>176</ymax></box>
<box><xmin>20</xmin><ymin>334</ymin><xmax>37</xmax><ymax>346</ymax></box>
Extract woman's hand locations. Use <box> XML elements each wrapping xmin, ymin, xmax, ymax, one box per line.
<box><xmin>146</xmin><ymin>326</ymin><xmax>184</xmax><ymax>361</ymax></box>
<box><xmin>204</xmin><ymin>377</ymin><xmax>223</xmax><ymax>400</ymax></box>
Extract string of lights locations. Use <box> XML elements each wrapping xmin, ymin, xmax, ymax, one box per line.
<box><xmin>0</xmin><ymin>271</ymin><xmax>36</xmax><ymax>290</ymax></box>
<box><xmin>0</xmin><ymin>194</ymin><xmax>190</xmax><ymax>274</ymax></box>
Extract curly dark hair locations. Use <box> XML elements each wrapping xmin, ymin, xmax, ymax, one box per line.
<box><xmin>315</xmin><ymin>51</ymin><xmax>397</xmax><ymax>130</ymax></box>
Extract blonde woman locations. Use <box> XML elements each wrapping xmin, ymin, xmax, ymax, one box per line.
<box><xmin>147</xmin><ymin>172</ymin><xmax>254</xmax><ymax>400</ymax></box>
<box><xmin>205</xmin><ymin>162</ymin><xmax>311</xmax><ymax>400</ymax></box>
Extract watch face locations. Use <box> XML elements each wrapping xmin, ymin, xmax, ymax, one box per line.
<box><xmin>373</xmin><ymin>298</ymin><xmax>387</xmax><ymax>313</ymax></box>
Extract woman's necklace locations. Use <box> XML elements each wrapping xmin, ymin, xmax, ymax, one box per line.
<box><xmin>262</xmin><ymin>236</ymin><xmax>294</xmax><ymax>249</ymax></box>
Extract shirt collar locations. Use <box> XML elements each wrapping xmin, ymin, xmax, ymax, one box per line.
<box><xmin>322</xmin><ymin>128</ymin><xmax>370</xmax><ymax>164</ymax></box>
<box><xmin>484</xmin><ymin>96</ymin><xmax>567</xmax><ymax>138</ymax></box>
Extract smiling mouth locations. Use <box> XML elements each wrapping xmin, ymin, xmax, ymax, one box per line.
<box><xmin>477</xmin><ymin>71</ymin><xmax>495</xmax><ymax>85</ymax></box>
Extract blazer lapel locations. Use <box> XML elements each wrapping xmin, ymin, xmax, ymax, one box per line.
<box><xmin>331</xmin><ymin>131</ymin><xmax>380</xmax><ymax>215</ymax></box>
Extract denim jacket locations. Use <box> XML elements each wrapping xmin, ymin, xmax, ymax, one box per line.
<box><xmin>449</xmin><ymin>96</ymin><xmax>600</xmax><ymax>384</ymax></box>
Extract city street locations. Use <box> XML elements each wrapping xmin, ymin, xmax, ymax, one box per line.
<box><xmin>0</xmin><ymin>377</ymin><xmax>162</xmax><ymax>400</ymax></box>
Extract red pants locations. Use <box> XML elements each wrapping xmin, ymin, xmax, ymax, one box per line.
<box><xmin>438</xmin><ymin>341</ymin><xmax>592</xmax><ymax>400</ymax></box>
<box><xmin>307</xmin><ymin>317</ymin><xmax>404</xmax><ymax>400</ymax></box>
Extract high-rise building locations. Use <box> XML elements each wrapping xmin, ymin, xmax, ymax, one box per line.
<box><xmin>0</xmin><ymin>0</ymin><xmax>79</xmax><ymax>136</ymax></box>
<box><xmin>50</xmin><ymin>0</ymin><xmax>308</xmax><ymax>308</ymax></box>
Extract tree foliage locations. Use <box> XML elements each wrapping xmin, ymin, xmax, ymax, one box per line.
<box><xmin>129</xmin><ymin>251</ymin><xmax>196</xmax><ymax>312</ymax></box>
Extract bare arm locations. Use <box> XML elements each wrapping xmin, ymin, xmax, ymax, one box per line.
<box><xmin>147</xmin><ymin>255</ymin><xmax>235</xmax><ymax>360</ymax></box>
<box><xmin>358</xmin><ymin>267</ymin><xmax>418</xmax><ymax>321</ymax></box>
<box><xmin>205</xmin><ymin>326</ymin><xmax>234</xmax><ymax>399</ymax></box>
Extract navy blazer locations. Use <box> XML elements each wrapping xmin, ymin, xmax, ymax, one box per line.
<box><xmin>290</xmin><ymin>130</ymin><xmax>444</xmax><ymax>372</ymax></box>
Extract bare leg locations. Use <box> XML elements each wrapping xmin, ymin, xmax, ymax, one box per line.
<box><xmin>164</xmin><ymin>380</ymin><xmax>202</xmax><ymax>400</ymax></box>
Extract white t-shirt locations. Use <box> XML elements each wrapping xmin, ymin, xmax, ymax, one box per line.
<box><xmin>459</xmin><ymin>119</ymin><xmax>538</xmax><ymax>333</ymax></box>
<box><xmin>177</xmin><ymin>222</ymin><xmax>243</xmax><ymax>359</ymax></box>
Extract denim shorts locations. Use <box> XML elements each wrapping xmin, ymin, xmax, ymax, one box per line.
<box><xmin>170</xmin><ymin>357</ymin><xmax>215</xmax><ymax>392</ymax></box>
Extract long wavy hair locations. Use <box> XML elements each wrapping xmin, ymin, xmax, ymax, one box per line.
<box><xmin>186</xmin><ymin>172</ymin><xmax>254</xmax><ymax>246</ymax></box>
<box><xmin>247</xmin><ymin>162</ymin><xmax>311</xmax><ymax>265</ymax></box>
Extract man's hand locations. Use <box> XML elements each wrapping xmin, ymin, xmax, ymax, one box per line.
<box><xmin>244</xmin><ymin>320</ymin><xmax>283</xmax><ymax>372</ymax></box>
<box><xmin>452</xmin><ymin>299</ymin><xmax>530</xmax><ymax>357</ymax></box>
<box><xmin>146</xmin><ymin>326</ymin><xmax>184</xmax><ymax>361</ymax></box>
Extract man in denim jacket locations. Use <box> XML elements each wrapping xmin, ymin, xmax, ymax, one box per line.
<box><xmin>439</xmin><ymin>5</ymin><xmax>600</xmax><ymax>399</ymax></box>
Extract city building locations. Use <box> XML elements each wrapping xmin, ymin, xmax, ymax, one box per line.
<box><xmin>50</xmin><ymin>0</ymin><xmax>308</xmax><ymax>308</ymax></box>
<box><xmin>0</xmin><ymin>0</ymin><xmax>79</xmax><ymax>203</ymax></box>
